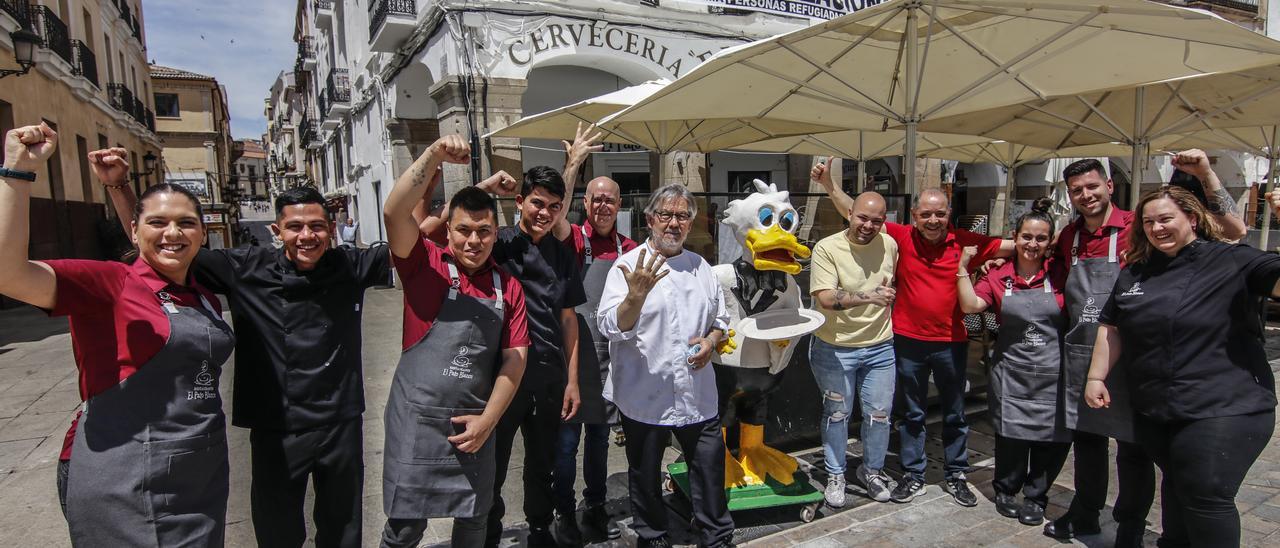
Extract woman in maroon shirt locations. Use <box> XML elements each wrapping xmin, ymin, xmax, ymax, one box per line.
<box><xmin>0</xmin><ymin>124</ymin><xmax>234</xmax><ymax>547</ymax></box>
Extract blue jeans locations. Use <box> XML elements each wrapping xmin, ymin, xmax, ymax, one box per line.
<box><xmin>895</xmin><ymin>334</ymin><xmax>970</xmax><ymax>482</ymax></box>
<box><xmin>808</xmin><ymin>338</ymin><xmax>896</xmax><ymax>475</ymax></box>
<box><xmin>552</xmin><ymin>422</ymin><xmax>611</xmax><ymax>515</ymax></box>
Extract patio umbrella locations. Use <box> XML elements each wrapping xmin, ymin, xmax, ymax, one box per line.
<box><xmin>485</xmin><ymin>80</ymin><xmax>670</xmax><ymax>145</ymax></box>
<box><xmin>919</xmin><ymin>64</ymin><xmax>1280</xmax><ymax>205</ymax></box>
<box><xmin>605</xmin><ymin>0</ymin><xmax>1280</xmax><ymax>193</ymax></box>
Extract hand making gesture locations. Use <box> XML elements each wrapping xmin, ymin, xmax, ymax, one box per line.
<box><xmin>619</xmin><ymin>247</ymin><xmax>668</xmax><ymax>302</ymax></box>
<box><xmin>3</xmin><ymin>123</ymin><xmax>58</xmax><ymax>172</ymax></box>
<box><xmin>88</xmin><ymin>148</ymin><xmax>131</xmax><ymax>187</ymax></box>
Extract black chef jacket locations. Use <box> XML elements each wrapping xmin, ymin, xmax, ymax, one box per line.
<box><xmin>1100</xmin><ymin>239</ymin><xmax>1280</xmax><ymax>422</ymax></box>
<box><xmin>492</xmin><ymin>226</ymin><xmax>586</xmax><ymax>390</ymax></box>
<box><xmin>195</xmin><ymin>244</ymin><xmax>391</xmax><ymax>431</ymax></box>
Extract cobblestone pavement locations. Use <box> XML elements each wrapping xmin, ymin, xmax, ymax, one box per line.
<box><xmin>2</xmin><ymin>289</ymin><xmax>1278</xmax><ymax>547</ymax></box>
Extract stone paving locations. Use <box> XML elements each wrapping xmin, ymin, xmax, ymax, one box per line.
<box><xmin>2</xmin><ymin>289</ymin><xmax>1279</xmax><ymax>547</ymax></box>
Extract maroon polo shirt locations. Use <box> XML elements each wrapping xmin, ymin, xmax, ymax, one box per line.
<box><xmin>46</xmin><ymin>258</ymin><xmax>221</xmax><ymax>461</ymax></box>
<box><xmin>974</xmin><ymin>261</ymin><xmax>1066</xmax><ymax>324</ymax></box>
<box><xmin>393</xmin><ymin>236</ymin><xmax>529</xmax><ymax>352</ymax></box>
<box><xmin>1053</xmin><ymin>206</ymin><xmax>1134</xmax><ymax>268</ymax></box>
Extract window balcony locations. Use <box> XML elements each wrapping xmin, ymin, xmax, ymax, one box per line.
<box><xmin>369</xmin><ymin>0</ymin><xmax>416</xmax><ymax>53</ymax></box>
<box><xmin>0</xmin><ymin>0</ymin><xmax>31</xmax><ymax>32</ymax></box>
<box><xmin>31</xmin><ymin>5</ymin><xmax>72</xmax><ymax>67</ymax></box>
<box><xmin>325</xmin><ymin>68</ymin><xmax>351</xmax><ymax>120</ymax></box>
<box><xmin>298</xmin><ymin>37</ymin><xmax>316</xmax><ymax>70</ymax></box>
<box><xmin>71</xmin><ymin>39</ymin><xmax>98</xmax><ymax>88</ymax></box>
<box><xmin>107</xmin><ymin>83</ymin><xmax>134</xmax><ymax>116</ymax></box>
<box><xmin>314</xmin><ymin>0</ymin><xmax>333</xmax><ymax>27</ymax></box>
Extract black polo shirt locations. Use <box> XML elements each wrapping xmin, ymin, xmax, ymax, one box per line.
<box><xmin>492</xmin><ymin>226</ymin><xmax>586</xmax><ymax>390</ymax></box>
<box><xmin>194</xmin><ymin>245</ymin><xmax>391</xmax><ymax>431</ymax></box>
<box><xmin>1100</xmin><ymin>240</ymin><xmax>1280</xmax><ymax>422</ymax></box>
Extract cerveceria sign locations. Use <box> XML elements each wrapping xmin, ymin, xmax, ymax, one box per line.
<box><xmin>506</xmin><ymin>20</ymin><xmax>722</xmax><ymax>79</ymax></box>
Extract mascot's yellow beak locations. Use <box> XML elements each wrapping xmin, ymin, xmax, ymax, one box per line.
<box><xmin>746</xmin><ymin>224</ymin><xmax>810</xmax><ymax>275</ymax></box>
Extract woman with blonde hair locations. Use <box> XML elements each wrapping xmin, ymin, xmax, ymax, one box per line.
<box><xmin>1085</xmin><ymin>186</ymin><xmax>1280</xmax><ymax>547</ymax></box>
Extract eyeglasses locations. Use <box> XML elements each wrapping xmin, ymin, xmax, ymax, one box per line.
<box><xmin>653</xmin><ymin>210</ymin><xmax>692</xmax><ymax>223</ymax></box>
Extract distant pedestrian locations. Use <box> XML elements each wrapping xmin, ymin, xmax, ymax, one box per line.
<box><xmin>339</xmin><ymin>217</ymin><xmax>358</xmax><ymax>247</ymax></box>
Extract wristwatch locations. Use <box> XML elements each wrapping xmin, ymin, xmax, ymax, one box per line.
<box><xmin>0</xmin><ymin>167</ymin><xmax>36</xmax><ymax>181</ymax></box>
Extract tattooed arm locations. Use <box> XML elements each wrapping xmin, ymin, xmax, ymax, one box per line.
<box><xmin>1172</xmin><ymin>149</ymin><xmax>1247</xmax><ymax>241</ymax></box>
<box><xmin>384</xmin><ymin>135</ymin><xmax>470</xmax><ymax>259</ymax></box>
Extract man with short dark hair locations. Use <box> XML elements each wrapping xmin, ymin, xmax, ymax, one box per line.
<box><xmin>415</xmin><ymin>162</ymin><xmax>587</xmax><ymax>547</ymax></box>
<box><xmin>380</xmin><ymin>136</ymin><xmax>529</xmax><ymax>548</ymax></box>
<box><xmin>95</xmin><ymin>147</ymin><xmax>390</xmax><ymax>548</ymax></box>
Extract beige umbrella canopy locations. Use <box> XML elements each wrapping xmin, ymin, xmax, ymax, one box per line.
<box><xmin>606</xmin><ymin>0</ymin><xmax>1280</xmax><ymax>192</ymax></box>
<box><xmin>485</xmin><ymin>81</ymin><xmax>670</xmax><ymax>144</ymax></box>
<box><xmin>918</xmin><ymin>65</ymin><xmax>1280</xmax><ymax>204</ymax></box>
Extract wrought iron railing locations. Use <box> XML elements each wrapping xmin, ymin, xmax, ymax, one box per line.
<box><xmin>71</xmin><ymin>39</ymin><xmax>98</xmax><ymax>87</ymax></box>
<box><xmin>32</xmin><ymin>5</ymin><xmax>72</xmax><ymax>66</ymax></box>
<box><xmin>369</xmin><ymin>0</ymin><xmax>416</xmax><ymax>39</ymax></box>
<box><xmin>298</xmin><ymin>37</ymin><xmax>315</xmax><ymax>60</ymax></box>
<box><xmin>0</xmin><ymin>0</ymin><xmax>31</xmax><ymax>28</ymax></box>
<box><xmin>315</xmin><ymin>0</ymin><xmax>333</xmax><ymax>10</ymax></box>
<box><xmin>107</xmin><ymin>83</ymin><xmax>133</xmax><ymax>114</ymax></box>
<box><xmin>326</xmin><ymin>68</ymin><xmax>350</xmax><ymax>105</ymax></box>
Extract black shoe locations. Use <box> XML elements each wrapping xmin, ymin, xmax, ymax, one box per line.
<box><xmin>638</xmin><ymin>536</ymin><xmax>673</xmax><ymax>548</ymax></box>
<box><xmin>582</xmin><ymin>504</ymin><xmax>621</xmax><ymax>540</ymax></box>
<box><xmin>890</xmin><ymin>477</ymin><xmax>927</xmax><ymax>503</ymax></box>
<box><xmin>995</xmin><ymin>492</ymin><xmax>1020</xmax><ymax>518</ymax></box>
<box><xmin>528</xmin><ymin>525</ymin><xmax>557</xmax><ymax>547</ymax></box>
<box><xmin>551</xmin><ymin>512</ymin><xmax>583</xmax><ymax>547</ymax></box>
<box><xmin>1115</xmin><ymin>520</ymin><xmax>1147</xmax><ymax>548</ymax></box>
<box><xmin>944</xmin><ymin>476</ymin><xmax>978</xmax><ymax>507</ymax></box>
<box><xmin>1018</xmin><ymin>499</ymin><xmax>1046</xmax><ymax>526</ymax></box>
<box><xmin>1043</xmin><ymin>511</ymin><xmax>1102</xmax><ymax>539</ymax></box>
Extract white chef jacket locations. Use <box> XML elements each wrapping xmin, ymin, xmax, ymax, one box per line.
<box><xmin>597</xmin><ymin>242</ymin><xmax>729</xmax><ymax>426</ymax></box>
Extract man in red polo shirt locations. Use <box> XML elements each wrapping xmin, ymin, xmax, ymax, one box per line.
<box><xmin>378</xmin><ymin>135</ymin><xmax>530</xmax><ymax>548</ymax></box>
<box><xmin>812</xmin><ymin>160</ymin><xmax>1011</xmax><ymax>507</ymax></box>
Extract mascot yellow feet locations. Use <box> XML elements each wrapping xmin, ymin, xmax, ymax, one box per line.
<box><xmin>737</xmin><ymin>423</ymin><xmax>797</xmax><ymax>486</ymax></box>
<box><xmin>723</xmin><ymin>428</ymin><xmax>761</xmax><ymax>488</ymax></box>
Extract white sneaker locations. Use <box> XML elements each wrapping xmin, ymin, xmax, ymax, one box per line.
<box><xmin>857</xmin><ymin>465</ymin><xmax>894</xmax><ymax>503</ymax></box>
<box><xmin>824</xmin><ymin>473</ymin><xmax>847</xmax><ymax>508</ymax></box>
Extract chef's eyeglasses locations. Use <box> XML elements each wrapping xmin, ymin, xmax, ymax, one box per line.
<box><xmin>653</xmin><ymin>210</ymin><xmax>693</xmax><ymax>223</ymax></box>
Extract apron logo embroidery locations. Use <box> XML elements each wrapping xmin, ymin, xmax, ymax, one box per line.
<box><xmin>1120</xmin><ymin>282</ymin><xmax>1144</xmax><ymax>297</ymax></box>
<box><xmin>188</xmin><ymin>361</ymin><xmax>218</xmax><ymax>400</ymax></box>
<box><xmin>1022</xmin><ymin>325</ymin><xmax>1046</xmax><ymax>347</ymax></box>
<box><xmin>1079</xmin><ymin>297</ymin><xmax>1101</xmax><ymax>324</ymax></box>
<box><xmin>444</xmin><ymin>346</ymin><xmax>475</xmax><ymax>380</ymax></box>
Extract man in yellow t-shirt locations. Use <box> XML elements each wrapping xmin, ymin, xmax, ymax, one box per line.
<box><xmin>808</xmin><ymin>191</ymin><xmax>899</xmax><ymax>508</ymax></box>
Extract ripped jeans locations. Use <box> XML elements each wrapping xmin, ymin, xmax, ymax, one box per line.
<box><xmin>808</xmin><ymin>338</ymin><xmax>897</xmax><ymax>475</ymax></box>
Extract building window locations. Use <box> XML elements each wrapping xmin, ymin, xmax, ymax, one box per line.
<box><xmin>155</xmin><ymin>93</ymin><xmax>180</xmax><ymax>117</ymax></box>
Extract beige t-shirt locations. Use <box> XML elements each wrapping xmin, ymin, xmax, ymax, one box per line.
<box><xmin>809</xmin><ymin>230</ymin><xmax>898</xmax><ymax>348</ymax></box>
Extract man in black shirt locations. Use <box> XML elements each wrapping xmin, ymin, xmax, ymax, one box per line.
<box><xmin>415</xmin><ymin>165</ymin><xmax>586</xmax><ymax>547</ymax></box>
<box><xmin>94</xmin><ymin>148</ymin><xmax>387</xmax><ymax>548</ymax></box>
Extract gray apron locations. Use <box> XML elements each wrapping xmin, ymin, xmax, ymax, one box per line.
<box><xmin>382</xmin><ymin>260</ymin><xmax>504</xmax><ymax>519</ymax></box>
<box><xmin>567</xmin><ymin>225</ymin><xmax>620</xmax><ymax>425</ymax></box>
<box><xmin>989</xmin><ymin>277</ymin><xmax>1070</xmax><ymax>443</ymax></box>
<box><xmin>66</xmin><ymin>289</ymin><xmax>234</xmax><ymax>548</ymax></box>
<box><xmin>1062</xmin><ymin>228</ymin><xmax>1136</xmax><ymax>442</ymax></box>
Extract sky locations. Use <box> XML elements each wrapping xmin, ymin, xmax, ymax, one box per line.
<box><xmin>143</xmin><ymin>0</ymin><xmax>296</xmax><ymax>140</ymax></box>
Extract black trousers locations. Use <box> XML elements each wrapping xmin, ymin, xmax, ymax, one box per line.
<box><xmin>992</xmin><ymin>435</ymin><xmax>1070</xmax><ymax>505</ymax></box>
<box><xmin>380</xmin><ymin>515</ymin><xmax>487</xmax><ymax>548</ymax></box>
<box><xmin>621</xmin><ymin>414</ymin><xmax>734</xmax><ymax>548</ymax></box>
<box><xmin>1137</xmin><ymin>411</ymin><xmax>1274</xmax><ymax>548</ymax></box>
<box><xmin>56</xmin><ymin>459</ymin><xmax>69</xmax><ymax>520</ymax></box>
<box><xmin>1066</xmin><ymin>430</ymin><xmax>1156</xmax><ymax>524</ymax></box>
<box><xmin>249</xmin><ymin>418</ymin><xmax>364</xmax><ymax>548</ymax></box>
<box><xmin>485</xmin><ymin>382</ymin><xmax>563</xmax><ymax>547</ymax></box>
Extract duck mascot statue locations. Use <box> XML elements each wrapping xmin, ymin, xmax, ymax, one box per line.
<box><xmin>712</xmin><ymin>180</ymin><xmax>823</xmax><ymax>488</ymax></box>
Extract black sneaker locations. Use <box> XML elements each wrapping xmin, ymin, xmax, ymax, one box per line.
<box><xmin>1018</xmin><ymin>499</ymin><xmax>1046</xmax><ymax>526</ymax></box>
<box><xmin>582</xmin><ymin>504</ymin><xmax>621</xmax><ymax>540</ymax></box>
<box><xmin>527</xmin><ymin>524</ymin><xmax>558</xmax><ymax>547</ymax></box>
<box><xmin>995</xmin><ymin>492</ymin><xmax>1020</xmax><ymax>518</ymax></box>
<box><xmin>890</xmin><ymin>477</ymin><xmax>926</xmax><ymax>503</ymax></box>
<box><xmin>1043</xmin><ymin>511</ymin><xmax>1102</xmax><ymax>539</ymax></box>
<box><xmin>551</xmin><ymin>511</ymin><xmax>583</xmax><ymax>547</ymax></box>
<box><xmin>944</xmin><ymin>476</ymin><xmax>978</xmax><ymax>507</ymax></box>
<box><xmin>638</xmin><ymin>536</ymin><xmax>673</xmax><ymax>548</ymax></box>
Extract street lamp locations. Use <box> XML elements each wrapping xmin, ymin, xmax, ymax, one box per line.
<box><xmin>131</xmin><ymin>151</ymin><xmax>158</xmax><ymax>182</ymax></box>
<box><xmin>0</xmin><ymin>29</ymin><xmax>40</xmax><ymax>79</ymax></box>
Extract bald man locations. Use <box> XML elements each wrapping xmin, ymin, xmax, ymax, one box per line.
<box><xmin>547</xmin><ymin>127</ymin><xmax>633</xmax><ymax>543</ymax></box>
<box><xmin>813</xmin><ymin>161</ymin><xmax>1013</xmax><ymax>507</ymax></box>
<box><xmin>809</xmin><ymin>192</ymin><xmax>901</xmax><ymax>506</ymax></box>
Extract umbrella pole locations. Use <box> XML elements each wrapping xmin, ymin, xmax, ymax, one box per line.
<box><xmin>903</xmin><ymin>4</ymin><xmax>919</xmax><ymax>196</ymax></box>
<box><xmin>856</xmin><ymin>130</ymin><xmax>866</xmax><ymax>194</ymax></box>
<box><xmin>1128</xmin><ymin>87</ymin><xmax>1146</xmax><ymax>208</ymax></box>
<box><xmin>1262</xmin><ymin>125</ymin><xmax>1278</xmax><ymax>250</ymax></box>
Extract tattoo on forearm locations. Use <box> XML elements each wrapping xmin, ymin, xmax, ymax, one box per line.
<box><xmin>833</xmin><ymin>290</ymin><xmax>848</xmax><ymax>310</ymax></box>
<box><xmin>855</xmin><ymin>290</ymin><xmax>868</xmax><ymax>302</ymax></box>
<box><xmin>1212</xmin><ymin>188</ymin><xmax>1239</xmax><ymax>216</ymax></box>
<box><xmin>409</xmin><ymin>162</ymin><xmax>428</xmax><ymax>187</ymax></box>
